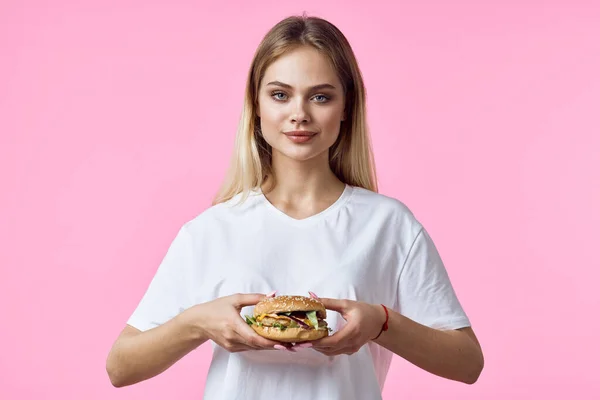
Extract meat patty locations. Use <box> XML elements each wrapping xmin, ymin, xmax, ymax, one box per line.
<box><xmin>260</xmin><ymin>316</ymin><xmax>328</xmax><ymax>329</ymax></box>
<box><xmin>260</xmin><ymin>316</ymin><xmax>295</xmax><ymax>327</ymax></box>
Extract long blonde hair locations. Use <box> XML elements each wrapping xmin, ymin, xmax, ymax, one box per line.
<box><xmin>213</xmin><ymin>14</ymin><xmax>378</xmax><ymax>205</ymax></box>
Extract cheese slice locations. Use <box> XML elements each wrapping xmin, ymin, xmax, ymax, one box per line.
<box><xmin>256</xmin><ymin>313</ymin><xmax>290</xmax><ymax>321</ymax></box>
<box><xmin>255</xmin><ymin>314</ymin><xmax>312</xmax><ymax>325</ymax></box>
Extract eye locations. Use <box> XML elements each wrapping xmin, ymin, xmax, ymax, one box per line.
<box><xmin>271</xmin><ymin>91</ymin><xmax>288</xmax><ymax>101</ymax></box>
<box><xmin>313</xmin><ymin>94</ymin><xmax>330</xmax><ymax>103</ymax></box>
<box><xmin>270</xmin><ymin>91</ymin><xmax>331</xmax><ymax>103</ymax></box>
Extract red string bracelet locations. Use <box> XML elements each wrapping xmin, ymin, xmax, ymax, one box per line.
<box><xmin>372</xmin><ymin>304</ymin><xmax>389</xmax><ymax>340</ymax></box>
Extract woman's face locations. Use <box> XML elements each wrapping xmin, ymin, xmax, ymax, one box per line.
<box><xmin>257</xmin><ymin>46</ymin><xmax>346</xmax><ymax>163</ymax></box>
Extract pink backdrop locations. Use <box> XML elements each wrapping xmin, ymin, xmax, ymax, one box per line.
<box><xmin>1</xmin><ymin>1</ymin><xmax>599</xmax><ymax>399</ymax></box>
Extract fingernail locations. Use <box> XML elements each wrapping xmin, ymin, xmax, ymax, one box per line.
<box><xmin>308</xmin><ymin>291</ymin><xmax>319</xmax><ymax>299</ymax></box>
<box><xmin>295</xmin><ymin>342</ymin><xmax>313</xmax><ymax>349</ymax></box>
<box><xmin>266</xmin><ymin>290</ymin><xmax>277</xmax><ymax>298</ymax></box>
<box><xmin>274</xmin><ymin>345</ymin><xmax>286</xmax><ymax>350</ymax></box>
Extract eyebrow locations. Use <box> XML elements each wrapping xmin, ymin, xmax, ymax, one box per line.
<box><xmin>266</xmin><ymin>81</ymin><xmax>337</xmax><ymax>91</ymax></box>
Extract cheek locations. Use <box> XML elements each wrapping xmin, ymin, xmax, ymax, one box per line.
<box><xmin>259</xmin><ymin>103</ymin><xmax>285</xmax><ymax>129</ymax></box>
<box><xmin>258</xmin><ymin>109</ymin><xmax>284</xmax><ymax>147</ymax></box>
<box><xmin>325</xmin><ymin>115</ymin><xmax>342</xmax><ymax>130</ymax></box>
<box><xmin>316</xmin><ymin>102</ymin><xmax>344</xmax><ymax>123</ymax></box>
<box><xmin>320</xmin><ymin>111</ymin><xmax>344</xmax><ymax>137</ymax></box>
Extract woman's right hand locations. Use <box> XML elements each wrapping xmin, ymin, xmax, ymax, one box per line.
<box><xmin>186</xmin><ymin>293</ymin><xmax>293</xmax><ymax>353</ymax></box>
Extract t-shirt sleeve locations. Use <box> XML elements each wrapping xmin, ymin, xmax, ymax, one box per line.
<box><xmin>127</xmin><ymin>225</ymin><xmax>196</xmax><ymax>332</ymax></box>
<box><xmin>397</xmin><ymin>227</ymin><xmax>471</xmax><ymax>330</ymax></box>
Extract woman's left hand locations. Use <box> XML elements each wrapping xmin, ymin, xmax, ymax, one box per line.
<box><xmin>309</xmin><ymin>294</ymin><xmax>386</xmax><ymax>356</ymax></box>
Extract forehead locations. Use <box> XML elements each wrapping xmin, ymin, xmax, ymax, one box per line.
<box><xmin>261</xmin><ymin>46</ymin><xmax>341</xmax><ymax>89</ymax></box>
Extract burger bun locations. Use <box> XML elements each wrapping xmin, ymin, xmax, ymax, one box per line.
<box><xmin>251</xmin><ymin>325</ymin><xmax>328</xmax><ymax>343</ymax></box>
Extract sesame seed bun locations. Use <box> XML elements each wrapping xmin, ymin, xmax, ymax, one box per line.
<box><xmin>253</xmin><ymin>295</ymin><xmax>327</xmax><ymax>319</ymax></box>
<box><xmin>251</xmin><ymin>325</ymin><xmax>328</xmax><ymax>343</ymax></box>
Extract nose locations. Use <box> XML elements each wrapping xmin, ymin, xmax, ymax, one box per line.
<box><xmin>290</xmin><ymin>99</ymin><xmax>311</xmax><ymax>124</ymax></box>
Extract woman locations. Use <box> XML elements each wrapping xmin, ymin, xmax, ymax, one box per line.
<box><xmin>106</xmin><ymin>14</ymin><xmax>484</xmax><ymax>399</ymax></box>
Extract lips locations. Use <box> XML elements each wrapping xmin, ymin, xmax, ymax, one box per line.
<box><xmin>284</xmin><ymin>131</ymin><xmax>317</xmax><ymax>137</ymax></box>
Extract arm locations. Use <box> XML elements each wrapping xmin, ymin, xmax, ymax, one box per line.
<box><xmin>311</xmin><ymin>298</ymin><xmax>484</xmax><ymax>385</ymax></box>
<box><xmin>373</xmin><ymin>307</ymin><xmax>484</xmax><ymax>384</ymax></box>
<box><xmin>106</xmin><ymin>293</ymin><xmax>285</xmax><ymax>388</ymax></box>
<box><xmin>106</xmin><ymin>309</ymin><xmax>207</xmax><ymax>388</ymax></box>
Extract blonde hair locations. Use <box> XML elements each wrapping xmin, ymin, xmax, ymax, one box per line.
<box><xmin>213</xmin><ymin>14</ymin><xmax>378</xmax><ymax>205</ymax></box>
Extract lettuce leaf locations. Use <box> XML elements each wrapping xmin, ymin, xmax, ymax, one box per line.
<box><xmin>272</xmin><ymin>322</ymin><xmax>287</xmax><ymax>330</ymax></box>
<box><xmin>306</xmin><ymin>311</ymin><xmax>319</xmax><ymax>330</ymax></box>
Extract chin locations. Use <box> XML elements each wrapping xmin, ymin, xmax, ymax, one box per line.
<box><xmin>273</xmin><ymin>142</ymin><xmax>332</xmax><ymax>163</ymax></box>
<box><xmin>280</xmin><ymin>151</ymin><xmax>321</xmax><ymax>162</ymax></box>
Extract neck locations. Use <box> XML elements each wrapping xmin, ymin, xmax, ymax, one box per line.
<box><xmin>262</xmin><ymin>151</ymin><xmax>344</xmax><ymax>202</ymax></box>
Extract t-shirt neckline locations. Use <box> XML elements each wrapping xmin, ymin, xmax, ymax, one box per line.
<box><xmin>258</xmin><ymin>184</ymin><xmax>353</xmax><ymax>226</ymax></box>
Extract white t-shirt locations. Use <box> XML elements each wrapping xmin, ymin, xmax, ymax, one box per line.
<box><xmin>127</xmin><ymin>184</ymin><xmax>471</xmax><ymax>399</ymax></box>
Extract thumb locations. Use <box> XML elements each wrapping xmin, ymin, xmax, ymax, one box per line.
<box><xmin>231</xmin><ymin>293</ymin><xmax>269</xmax><ymax>308</ymax></box>
<box><xmin>317</xmin><ymin>297</ymin><xmax>347</xmax><ymax>313</ymax></box>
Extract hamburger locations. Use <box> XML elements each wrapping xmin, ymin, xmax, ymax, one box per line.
<box><xmin>245</xmin><ymin>295</ymin><xmax>331</xmax><ymax>343</ymax></box>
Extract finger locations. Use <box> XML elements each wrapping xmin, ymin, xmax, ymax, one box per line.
<box><xmin>236</xmin><ymin>332</ymin><xmax>262</xmax><ymax>350</ymax></box>
<box><xmin>329</xmin><ymin>347</ymin><xmax>356</xmax><ymax>357</ymax></box>
<box><xmin>312</xmin><ymin>325</ymin><xmax>354</xmax><ymax>349</ymax></box>
<box><xmin>293</xmin><ymin>342</ymin><xmax>313</xmax><ymax>349</ymax></box>
<box><xmin>222</xmin><ymin>333</ymin><xmax>258</xmax><ymax>352</ymax></box>
<box><xmin>229</xmin><ymin>344</ymin><xmax>258</xmax><ymax>353</ymax></box>
<box><xmin>311</xmin><ymin>347</ymin><xmax>339</xmax><ymax>357</ymax></box>
<box><xmin>308</xmin><ymin>291</ymin><xmax>319</xmax><ymax>299</ymax></box>
<box><xmin>236</xmin><ymin>319</ymin><xmax>285</xmax><ymax>348</ymax></box>
<box><xmin>234</xmin><ymin>331</ymin><xmax>262</xmax><ymax>350</ymax></box>
<box><xmin>312</xmin><ymin>344</ymin><xmax>356</xmax><ymax>357</ymax></box>
<box><xmin>266</xmin><ymin>290</ymin><xmax>277</xmax><ymax>298</ymax></box>
<box><xmin>315</xmin><ymin>297</ymin><xmax>348</xmax><ymax>313</ymax></box>
<box><xmin>274</xmin><ymin>344</ymin><xmax>297</xmax><ymax>352</ymax></box>
<box><xmin>231</xmin><ymin>293</ymin><xmax>271</xmax><ymax>308</ymax></box>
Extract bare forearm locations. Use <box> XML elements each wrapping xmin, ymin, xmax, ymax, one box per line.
<box><xmin>375</xmin><ymin>310</ymin><xmax>483</xmax><ymax>384</ymax></box>
<box><xmin>106</xmin><ymin>310</ymin><xmax>208</xmax><ymax>387</ymax></box>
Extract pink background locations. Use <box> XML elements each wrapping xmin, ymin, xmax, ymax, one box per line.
<box><xmin>1</xmin><ymin>1</ymin><xmax>599</xmax><ymax>399</ymax></box>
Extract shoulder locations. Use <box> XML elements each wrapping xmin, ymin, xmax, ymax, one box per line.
<box><xmin>348</xmin><ymin>186</ymin><xmax>424</xmax><ymax>239</ymax></box>
<box><xmin>350</xmin><ymin>186</ymin><xmax>421</xmax><ymax>223</ymax></box>
<box><xmin>180</xmin><ymin>190</ymin><xmax>263</xmax><ymax>235</ymax></box>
